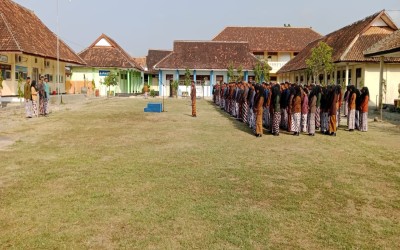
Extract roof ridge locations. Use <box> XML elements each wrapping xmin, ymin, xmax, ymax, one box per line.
<box><xmin>0</xmin><ymin>12</ymin><xmax>22</xmax><ymax>51</ymax></box>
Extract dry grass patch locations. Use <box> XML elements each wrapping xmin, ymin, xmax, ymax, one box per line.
<box><xmin>0</xmin><ymin>97</ymin><xmax>399</xmax><ymax>249</ymax></box>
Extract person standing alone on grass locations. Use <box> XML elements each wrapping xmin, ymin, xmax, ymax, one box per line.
<box><xmin>143</xmin><ymin>84</ymin><xmax>149</xmax><ymax>99</ymax></box>
<box><xmin>24</xmin><ymin>77</ymin><xmax>32</xmax><ymax>118</ymax></box>
<box><xmin>191</xmin><ymin>81</ymin><xmax>196</xmax><ymax>117</ymax></box>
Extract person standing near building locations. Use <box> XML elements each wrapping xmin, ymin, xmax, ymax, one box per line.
<box><xmin>254</xmin><ymin>85</ymin><xmax>264</xmax><ymax>137</ymax></box>
<box><xmin>328</xmin><ymin>85</ymin><xmax>339</xmax><ymax>136</ymax></box>
<box><xmin>24</xmin><ymin>77</ymin><xmax>32</xmax><ymax>118</ymax></box>
<box><xmin>190</xmin><ymin>81</ymin><xmax>196</xmax><ymax>117</ymax></box>
<box><xmin>348</xmin><ymin>85</ymin><xmax>357</xmax><ymax>131</ymax></box>
<box><xmin>291</xmin><ymin>86</ymin><xmax>302</xmax><ymax>136</ymax></box>
<box><xmin>301</xmin><ymin>87</ymin><xmax>309</xmax><ymax>133</ymax></box>
<box><xmin>308</xmin><ymin>87</ymin><xmax>317</xmax><ymax>136</ymax></box>
<box><xmin>43</xmin><ymin>77</ymin><xmax>50</xmax><ymax>116</ymax></box>
<box><xmin>143</xmin><ymin>84</ymin><xmax>149</xmax><ymax>99</ymax></box>
<box><xmin>271</xmin><ymin>84</ymin><xmax>281</xmax><ymax>136</ymax></box>
<box><xmin>37</xmin><ymin>76</ymin><xmax>45</xmax><ymax>116</ymax></box>
<box><xmin>30</xmin><ymin>80</ymin><xmax>38</xmax><ymax>117</ymax></box>
<box><xmin>359</xmin><ymin>87</ymin><xmax>369</xmax><ymax>132</ymax></box>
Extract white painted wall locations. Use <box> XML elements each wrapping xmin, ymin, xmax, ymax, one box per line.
<box><xmin>365</xmin><ymin>63</ymin><xmax>400</xmax><ymax>106</ymax></box>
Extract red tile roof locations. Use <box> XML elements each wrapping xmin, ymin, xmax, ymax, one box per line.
<box><xmin>278</xmin><ymin>11</ymin><xmax>400</xmax><ymax>73</ymax></box>
<box><xmin>154</xmin><ymin>41</ymin><xmax>260</xmax><ymax>70</ymax></box>
<box><xmin>0</xmin><ymin>0</ymin><xmax>85</xmax><ymax>65</ymax></box>
<box><xmin>213</xmin><ymin>27</ymin><xmax>322</xmax><ymax>52</ymax></box>
<box><xmin>365</xmin><ymin>29</ymin><xmax>400</xmax><ymax>57</ymax></box>
<box><xmin>78</xmin><ymin>34</ymin><xmax>142</xmax><ymax>70</ymax></box>
<box><xmin>146</xmin><ymin>50</ymin><xmax>172</xmax><ymax>73</ymax></box>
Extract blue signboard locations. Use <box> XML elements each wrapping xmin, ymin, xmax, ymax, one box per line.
<box><xmin>99</xmin><ymin>70</ymin><xmax>110</xmax><ymax>76</ymax></box>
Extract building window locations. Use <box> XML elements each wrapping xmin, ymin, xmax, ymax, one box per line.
<box><xmin>293</xmin><ymin>52</ymin><xmax>299</xmax><ymax>56</ymax></box>
<box><xmin>270</xmin><ymin>76</ymin><xmax>277</xmax><ymax>82</ymax></box>
<box><xmin>253</xmin><ymin>52</ymin><xmax>264</xmax><ymax>60</ymax></box>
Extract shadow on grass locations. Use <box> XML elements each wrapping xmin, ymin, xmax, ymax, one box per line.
<box><xmin>206</xmin><ymin>100</ymin><xmax>271</xmax><ymax>137</ymax></box>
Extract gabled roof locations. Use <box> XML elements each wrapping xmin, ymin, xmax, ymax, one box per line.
<box><xmin>78</xmin><ymin>34</ymin><xmax>142</xmax><ymax>70</ymax></box>
<box><xmin>212</xmin><ymin>27</ymin><xmax>322</xmax><ymax>52</ymax></box>
<box><xmin>279</xmin><ymin>10</ymin><xmax>400</xmax><ymax>73</ymax></box>
<box><xmin>154</xmin><ymin>41</ymin><xmax>260</xmax><ymax>71</ymax></box>
<box><xmin>364</xmin><ymin>29</ymin><xmax>400</xmax><ymax>57</ymax></box>
<box><xmin>146</xmin><ymin>49</ymin><xmax>172</xmax><ymax>73</ymax></box>
<box><xmin>133</xmin><ymin>57</ymin><xmax>147</xmax><ymax>70</ymax></box>
<box><xmin>0</xmin><ymin>0</ymin><xmax>85</xmax><ymax>65</ymax></box>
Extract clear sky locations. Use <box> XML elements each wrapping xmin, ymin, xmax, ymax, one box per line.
<box><xmin>13</xmin><ymin>0</ymin><xmax>400</xmax><ymax>57</ymax></box>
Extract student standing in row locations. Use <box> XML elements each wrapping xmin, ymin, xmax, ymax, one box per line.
<box><xmin>24</xmin><ymin>77</ymin><xmax>32</xmax><ymax>118</ymax></box>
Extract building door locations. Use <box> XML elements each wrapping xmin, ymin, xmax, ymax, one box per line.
<box><xmin>32</xmin><ymin>68</ymin><xmax>39</xmax><ymax>82</ymax></box>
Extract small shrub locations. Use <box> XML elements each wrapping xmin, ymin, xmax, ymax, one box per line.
<box><xmin>150</xmin><ymin>89</ymin><xmax>156</xmax><ymax>98</ymax></box>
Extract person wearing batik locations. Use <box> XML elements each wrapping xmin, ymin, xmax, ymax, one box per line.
<box><xmin>315</xmin><ymin>85</ymin><xmax>322</xmax><ymax>130</ymax></box>
<box><xmin>248</xmin><ymin>84</ymin><xmax>256</xmax><ymax>129</ymax></box>
<box><xmin>24</xmin><ymin>77</ymin><xmax>32</xmax><ymax>118</ymax></box>
<box><xmin>242</xmin><ymin>83</ymin><xmax>249</xmax><ymax>124</ymax></box>
<box><xmin>336</xmin><ymin>85</ymin><xmax>342</xmax><ymax>128</ymax></box>
<box><xmin>355</xmin><ymin>88</ymin><xmax>361</xmax><ymax>130</ymax></box>
<box><xmin>320</xmin><ymin>87</ymin><xmax>329</xmax><ymax>134</ymax></box>
<box><xmin>343</xmin><ymin>85</ymin><xmax>350</xmax><ymax>117</ymax></box>
<box><xmin>37</xmin><ymin>76</ymin><xmax>45</xmax><ymax>116</ymax></box>
<box><xmin>30</xmin><ymin>80</ymin><xmax>38</xmax><ymax>117</ymax></box>
<box><xmin>43</xmin><ymin>77</ymin><xmax>50</xmax><ymax>116</ymax></box>
<box><xmin>267</xmin><ymin>84</ymin><xmax>273</xmax><ymax>130</ymax></box>
<box><xmin>301</xmin><ymin>87</ymin><xmax>309</xmax><ymax>133</ymax></box>
<box><xmin>327</xmin><ymin>85</ymin><xmax>339</xmax><ymax>136</ymax></box>
<box><xmin>190</xmin><ymin>82</ymin><xmax>196</xmax><ymax>117</ymax></box>
<box><xmin>291</xmin><ymin>86</ymin><xmax>301</xmax><ymax>136</ymax></box>
<box><xmin>308</xmin><ymin>87</ymin><xmax>317</xmax><ymax>136</ymax></box>
<box><xmin>347</xmin><ymin>85</ymin><xmax>357</xmax><ymax>131</ymax></box>
<box><xmin>271</xmin><ymin>84</ymin><xmax>281</xmax><ymax>136</ymax></box>
<box><xmin>254</xmin><ymin>85</ymin><xmax>265</xmax><ymax>137</ymax></box>
<box><xmin>359</xmin><ymin>87</ymin><xmax>369</xmax><ymax>132</ymax></box>
<box><xmin>262</xmin><ymin>83</ymin><xmax>269</xmax><ymax>128</ymax></box>
<box><xmin>280</xmin><ymin>83</ymin><xmax>289</xmax><ymax>129</ymax></box>
<box><xmin>287</xmin><ymin>85</ymin><xmax>295</xmax><ymax>132</ymax></box>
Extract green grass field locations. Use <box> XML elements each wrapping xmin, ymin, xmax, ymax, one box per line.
<box><xmin>1</xmin><ymin>98</ymin><xmax>399</xmax><ymax>249</ymax></box>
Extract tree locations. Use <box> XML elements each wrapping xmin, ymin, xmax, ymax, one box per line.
<box><xmin>254</xmin><ymin>61</ymin><xmax>271</xmax><ymax>83</ymax></box>
<box><xmin>17</xmin><ymin>72</ymin><xmax>24</xmax><ymax>99</ymax></box>
<box><xmin>306</xmin><ymin>41</ymin><xmax>334</xmax><ymax>85</ymax></box>
<box><xmin>236</xmin><ymin>65</ymin><xmax>243</xmax><ymax>82</ymax></box>
<box><xmin>227</xmin><ymin>62</ymin><xmax>235</xmax><ymax>82</ymax></box>
<box><xmin>184</xmin><ymin>68</ymin><xmax>191</xmax><ymax>91</ymax></box>
<box><xmin>102</xmin><ymin>72</ymin><xmax>118</xmax><ymax>97</ymax></box>
<box><xmin>254</xmin><ymin>62</ymin><xmax>262</xmax><ymax>83</ymax></box>
<box><xmin>262</xmin><ymin>61</ymin><xmax>271</xmax><ymax>82</ymax></box>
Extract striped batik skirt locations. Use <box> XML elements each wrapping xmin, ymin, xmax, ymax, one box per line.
<box><xmin>291</xmin><ymin>113</ymin><xmax>301</xmax><ymax>132</ymax></box>
<box><xmin>344</xmin><ymin>101</ymin><xmax>348</xmax><ymax>116</ymax></box>
<box><xmin>348</xmin><ymin>109</ymin><xmax>356</xmax><ymax>130</ymax></box>
<box><xmin>315</xmin><ymin>107</ymin><xmax>321</xmax><ymax>128</ymax></box>
<box><xmin>243</xmin><ymin>101</ymin><xmax>248</xmax><ymax>124</ymax></box>
<box><xmin>355</xmin><ymin>110</ymin><xmax>360</xmax><ymax>130</ymax></box>
<box><xmin>31</xmin><ymin>100</ymin><xmax>38</xmax><ymax>117</ymax></box>
<box><xmin>272</xmin><ymin>112</ymin><xmax>281</xmax><ymax>134</ymax></box>
<box><xmin>360</xmin><ymin>112</ymin><xmax>368</xmax><ymax>132</ymax></box>
<box><xmin>281</xmin><ymin>109</ymin><xmax>288</xmax><ymax>129</ymax></box>
<box><xmin>249</xmin><ymin>109</ymin><xmax>255</xmax><ymax>129</ymax></box>
<box><xmin>301</xmin><ymin>113</ymin><xmax>308</xmax><ymax>132</ymax></box>
<box><xmin>321</xmin><ymin>112</ymin><xmax>329</xmax><ymax>132</ymax></box>
<box><xmin>336</xmin><ymin>109</ymin><xmax>341</xmax><ymax>127</ymax></box>
<box><xmin>308</xmin><ymin>112</ymin><xmax>316</xmax><ymax>134</ymax></box>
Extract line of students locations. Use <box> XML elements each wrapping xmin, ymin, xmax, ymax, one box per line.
<box><xmin>212</xmin><ymin>82</ymin><xmax>369</xmax><ymax>137</ymax></box>
<box><xmin>23</xmin><ymin>76</ymin><xmax>50</xmax><ymax>118</ymax></box>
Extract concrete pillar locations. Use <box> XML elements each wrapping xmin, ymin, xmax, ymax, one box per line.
<box><xmin>345</xmin><ymin>64</ymin><xmax>349</xmax><ymax>86</ymax></box>
<box><xmin>210</xmin><ymin>70</ymin><xmax>214</xmax><ymax>96</ymax></box>
<box><xmin>159</xmin><ymin>70</ymin><xmax>163</xmax><ymax>96</ymax></box>
<box><xmin>379</xmin><ymin>56</ymin><xmax>384</xmax><ymax>114</ymax></box>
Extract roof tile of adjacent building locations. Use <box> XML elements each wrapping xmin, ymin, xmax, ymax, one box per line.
<box><xmin>212</xmin><ymin>27</ymin><xmax>323</xmax><ymax>52</ymax></box>
<box><xmin>154</xmin><ymin>41</ymin><xmax>260</xmax><ymax>70</ymax></box>
<box><xmin>146</xmin><ymin>50</ymin><xmax>172</xmax><ymax>73</ymax></box>
<box><xmin>364</xmin><ymin>29</ymin><xmax>400</xmax><ymax>57</ymax></box>
<box><xmin>278</xmin><ymin>10</ymin><xmax>400</xmax><ymax>73</ymax></box>
<box><xmin>78</xmin><ymin>34</ymin><xmax>142</xmax><ymax>70</ymax></box>
<box><xmin>0</xmin><ymin>0</ymin><xmax>85</xmax><ymax>65</ymax></box>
